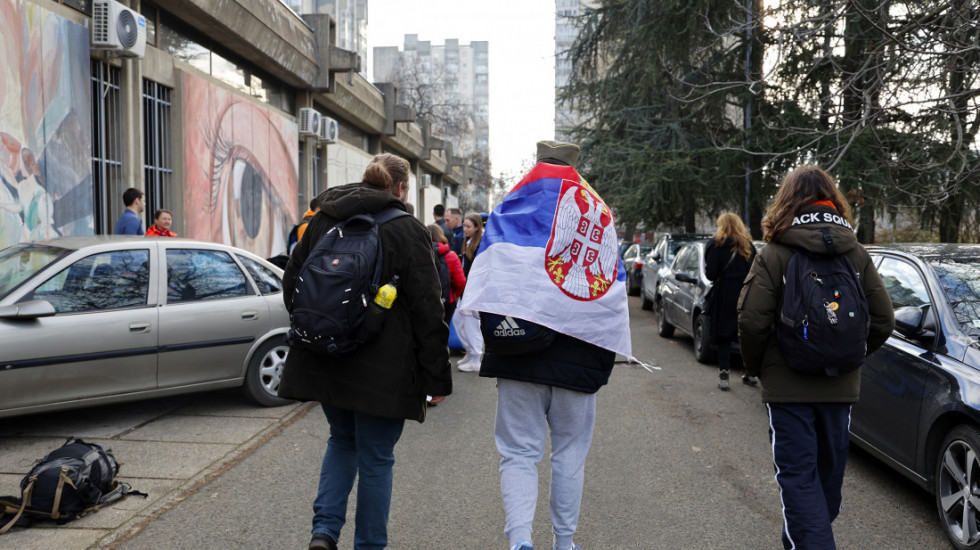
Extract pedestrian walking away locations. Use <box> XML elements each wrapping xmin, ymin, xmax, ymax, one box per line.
<box><xmin>458</xmin><ymin>140</ymin><xmax>632</xmax><ymax>550</ymax></box>
<box><xmin>427</xmin><ymin>223</ymin><xmax>466</xmax><ymax>327</ymax></box>
<box><xmin>445</xmin><ymin>207</ymin><xmax>464</xmax><ymax>255</ymax></box>
<box><xmin>433</xmin><ymin>203</ymin><xmax>453</xmax><ymax>242</ymax></box>
<box><xmin>278</xmin><ymin>153</ymin><xmax>452</xmax><ymax>550</ymax></box>
<box><xmin>114</xmin><ymin>187</ymin><xmax>145</xmax><ymax>235</ymax></box>
<box><xmin>737</xmin><ymin>165</ymin><xmax>894</xmax><ymax>550</ymax></box>
<box><xmin>145</xmin><ymin>209</ymin><xmax>177</xmax><ymax>237</ymax></box>
<box><xmin>704</xmin><ymin>212</ymin><xmax>755</xmax><ymax>391</ymax></box>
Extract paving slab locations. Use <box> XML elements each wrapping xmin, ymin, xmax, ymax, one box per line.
<box><xmin>118</xmin><ymin>414</ymin><xmax>277</xmax><ymax>445</ymax></box>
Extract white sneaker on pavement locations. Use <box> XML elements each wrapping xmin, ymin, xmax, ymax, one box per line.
<box><xmin>456</xmin><ymin>356</ymin><xmax>480</xmax><ymax>372</ymax></box>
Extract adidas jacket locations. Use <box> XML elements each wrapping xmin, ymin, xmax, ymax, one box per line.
<box><xmin>737</xmin><ymin>204</ymin><xmax>894</xmax><ymax>403</ymax></box>
<box><xmin>480</xmin><ymin>328</ymin><xmax>615</xmax><ymax>394</ymax></box>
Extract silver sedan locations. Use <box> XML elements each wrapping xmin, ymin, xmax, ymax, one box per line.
<box><xmin>0</xmin><ymin>236</ymin><xmax>291</xmax><ymax>418</ymax></box>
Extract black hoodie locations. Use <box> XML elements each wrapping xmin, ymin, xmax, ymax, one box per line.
<box><xmin>279</xmin><ymin>183</ymin><xmax>451</xmax><ymax>422</ymax></box>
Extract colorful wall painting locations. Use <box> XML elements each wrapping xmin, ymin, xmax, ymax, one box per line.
<box><xmin>181</xmin><ymin>70</ymin><xmax>299</xmax><ymax>258</ymax></box>
<box><xmin>0</xmin><ymin>0</ymin><xmax>93</xmax><ymax>248</ymax></box>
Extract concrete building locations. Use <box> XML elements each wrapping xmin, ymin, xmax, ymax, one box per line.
<box><xmin>373</xmin><ymin>35</ymin><xmax>489</xmax><ymax>159</ymax></box>
<box><xmin>555</xmin><ymin>0</ymin><xmax>595</xmax><ymax>140</ymax></box>
<box><xmin>0</xmin><ymin>0</ymin><xmax>472</xmax><ymax>258</ymax></box>
<box><xmin>285</xmin><ymin>0</ymin><xmax>368</xmax><ymax>80</ymax></box>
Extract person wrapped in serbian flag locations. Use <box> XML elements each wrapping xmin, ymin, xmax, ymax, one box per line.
<box><xmin>457</xmin><ymin>140</ymin><xmax>631</xmax><ymax>550</ymax></box>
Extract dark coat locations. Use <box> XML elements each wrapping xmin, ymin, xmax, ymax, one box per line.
<box><xmin>705</xmin><ymin>237</ymin><xmax>755</xmax><ymax>343</ymax></box>
<box><xmin>737</xmin><ymin>204</ymin><xmax>895</xmax><ymax>403</ymax></box>
<box><xmin>277</xmin><ymin>183</ymin><xmax>452</xmax><ymax>422</ymax></box>
<box><xmin>480</xmin><ymin>332</ymin><xmax>615</xmax><ymax>394</ymax></box>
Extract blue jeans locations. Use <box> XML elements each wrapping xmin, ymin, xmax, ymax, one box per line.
<box><xmin>312</xmin><ymin>404</ymin><xmax>405</xmax><ymax>550</ymax></box>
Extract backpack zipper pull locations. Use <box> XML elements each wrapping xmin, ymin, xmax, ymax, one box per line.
<box><xmin>810</xmin><ymin>271</ymin><xmax>823</xmax><ymax>285</ymax></box>
<box><xmin>802</xmin><ymin>317</ymin><xmax>808</xmax><ymax>339</ymax></box>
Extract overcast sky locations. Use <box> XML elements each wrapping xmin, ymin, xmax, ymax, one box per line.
<box><xmin>366</xmin><ymin>0</ymin><xmax>557</xmax><ymax>182</ymax></box>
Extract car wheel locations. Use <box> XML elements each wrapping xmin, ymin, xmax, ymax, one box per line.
<box><xmin>656</xmin><ymin>298</ymin><xmax>674</xmax><ymax>338</ymax></box>
<box><xmin>243</xmin><ymin>337</ymin><xmax>292</xmax><ymax>407</ymax></box>
<box><xmin>693</xmin><ymin>313</ymin><xmax>716</xmax><ymax>364</ymax></box>
<box><xmin>936</xmin><ymin>424</ymin><xmax>980</xmax><ymax>550</ymax></box>
<box><xmin>641</xmin><ymin>292</ymin><xmax>653</xmax><ymax>311</ymax></box>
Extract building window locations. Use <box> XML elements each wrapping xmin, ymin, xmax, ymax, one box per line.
<box><xmin>143</xmin><ymin>79</ymin><xmax>174</xmax><ymax>222</ymax></box>
<box><xmin>91</xmin><ymin>59</ymin><xmax>122</xmax><ymax>235</ymax></box>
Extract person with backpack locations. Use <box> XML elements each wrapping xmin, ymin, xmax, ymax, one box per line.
<box><xmin>737</xmin><ymin>165</ymin><xmax>894</xmax><ymax>550</ymax></box>
<box><xmin>427</xmin><ymin>223</ymin><xmax>466</xmax><ymax>325</ymax></box>
<box><xmin>278</xmin><ymin>153</ymin><xmax>452</xmax><ymax>550</ymax></box>
<box><xmin>704</xmin><ymin>212</ymin><xmax>756</xmax><ymax>391</ymax></box>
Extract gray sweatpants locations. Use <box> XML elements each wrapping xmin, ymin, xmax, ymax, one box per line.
<box><xmin>494</xmin><ymin>378</ymin><xmax>596</xmax><ymax>550</ymax></box>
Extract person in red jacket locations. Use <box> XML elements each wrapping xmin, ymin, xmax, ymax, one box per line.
<box><xmin>145</xmin><ymin>209</ymin><xmax>177</xmax><ymax>237</ymax></box>
<box><xmin>428</xmin><ymin>224</ymin><xmax>466</xmax><ymax>324</ymax></box>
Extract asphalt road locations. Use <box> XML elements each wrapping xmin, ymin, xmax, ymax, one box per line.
<box><xmin>96</xmin><ymin>296</ymin><xmax>949</xmax><ymax>550</ymax></box>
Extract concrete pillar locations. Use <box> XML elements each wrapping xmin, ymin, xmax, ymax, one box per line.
<box><xmin>296</xmin><ymin>91</ymin><xmax>315</xmax><ymax>214</ymax></box>
<box><xmin>119</xmin><ymin>56</ymin><xmax>143</xmax><ymax>215</ymax></box>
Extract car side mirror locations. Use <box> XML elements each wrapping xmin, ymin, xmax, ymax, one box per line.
<box><xmin>652</xmin><ymin>253</ymin><xmax>662</xmax><ymax>262</ymax></box>
<box><xmin>893</xmin><ymin>305</ymin><xmax>935</xmax><ymax>341</ymax></box>
<box><xmin>675</xmin><ymin>272</ymin><xmax>697</xmax><ymax>284</ymax></box>
<box><xmin>0</xmin><ymin>299</ymin><xmax>56</xmax><ymax>319</ymax></box>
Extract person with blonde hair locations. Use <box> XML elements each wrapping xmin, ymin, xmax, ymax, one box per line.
<box><xmin>460</xmin><ymin>212</ymin><xmax>484</xmax><ymax>277</ymax></box>
<box><xmin>279</xmin><ymin>152</ymin><xmax>451</xmax><ymax>550</ymax></box>
<box><xmin>704</xmin><ymin>212</ymin><xmax>755</xmax><ymax>390</ymax></box>
<box><xmin>738</xmin><ymin>165</ymin><xmax>893</xmax><ymax>549</ymax></box>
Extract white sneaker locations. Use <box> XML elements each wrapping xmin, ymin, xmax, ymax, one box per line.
<box><xmin>456</xmin><ymin>356</ymin><xmax>480</xmax><ymax>372</ymax></box>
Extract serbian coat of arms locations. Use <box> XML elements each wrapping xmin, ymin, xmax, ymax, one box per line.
<box><xmin>545</xmin><ymin>179</ymin><xmax>619</xmax><ymax>300</ymax></box>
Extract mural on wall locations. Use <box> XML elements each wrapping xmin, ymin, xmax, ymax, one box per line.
<box><xmin>0</xmin><ymin>0</ymin><xmax>93</xmax><ymax>248</ymax></box>
<box><xmin>182</xmin><ymin>70</ymin><xmax>298</xmax><ymax>258</ymax></box>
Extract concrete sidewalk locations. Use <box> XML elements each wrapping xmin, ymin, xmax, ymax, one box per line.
<box><xmin>0</xmin><ymin>390</ymin><xmax>314</xmax><ymax>549</ymax></box>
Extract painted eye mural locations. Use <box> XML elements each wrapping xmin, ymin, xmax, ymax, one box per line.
<box><xmin>182</xmin><ymin>71</ymin><xmax>298</xmax><ymax>258</ymax></box>
<box><xmin>0</xmin><ymin>0</ymin><xmax>93</xmax><ymax>249</ymax></box>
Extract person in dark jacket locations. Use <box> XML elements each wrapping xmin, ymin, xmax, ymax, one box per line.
<box><xmin>476</xmin><ymin>141</ymin><xmax>617</xmax><ymax>550</ymax></box>
<box><xmin>279</xmin><ymin>153</ymin><xmax>452</xmax><ymax>550</ymax></box>
<box><xmin>704</xmin><ymin>212</ymin><xmax>756</xmax><ymax>391</ymax></box>
<box><xmin>427</xmin><ymin>223</ymin><xmax>466</xmax><ymax>325</ymax></box>
<box><xmin>737</xmin><ymin>165</ymin><xmax>894</xmax><ymax>550</ymax></box>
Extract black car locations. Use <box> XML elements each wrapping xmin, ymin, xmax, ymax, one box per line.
<box><xmin>653</xmin><ymin>240</ymin><xmax>719</xmax><ymax>363</ymax></box>
<box><xmin>622</xmin><ymin>243</ymin><xmax>653</xmax><ymax>296</ymax></box>
<box><xmin>640</xmin><ymin>233</ymin><xmax>712</xmax><ymax>310</ymax></box>
<box><xmin>849</xmin><ymin>244</ymin><xmax>980</xmax><ymax>550</ymax></box>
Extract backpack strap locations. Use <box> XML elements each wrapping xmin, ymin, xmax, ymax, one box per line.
<box><xmin>0</xmin><ymin>476</ymin><xmax>37</xmax><ymax>534</ymax></box>
<box><xmin>373</xmin><ymin>207</ymin><xmax>411</xmax><ymax>225</ymax></box>
<box><xmin>821</xmin><ymin>227</ymin><xmax>837</xmax><ymax>255</ymax></box>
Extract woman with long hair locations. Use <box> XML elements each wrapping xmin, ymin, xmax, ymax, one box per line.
<box><xmin>738</xmin><ymin>165</ymin><xmax>894</xmax><ymax>549</ymax></box>
<box><xmin>705</xmin><ymin>212</ymin><xmax>755</xmax><ymax>390</ymax></box>
<box><xmin>460</xmin><ymin>212</ymin><xmax>484</xmax><ymax>277</ymax></box>
<box><xmin>279</xmin><ymin>152</ymin><xmax>452</xmax><ymax>550</ymax></box>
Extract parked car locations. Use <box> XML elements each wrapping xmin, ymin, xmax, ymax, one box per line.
<box><xmin>0</xmin><ymin>236</ymin><xmax>292</xmax><ymax>418</ymax></box>
<box><xmin>622</xmin><ymin>242</ymin><xmax>653</xmax><ymax>296</ymax></box>
<box><xmin>640</xmin><ymin>233</ymin><xmax>711</xmax><ymax>310</ymax></box>
<box><xmin>652</xmin><ymin>240</ymin><xmax>720</xmax><ymax>363</ymax></box>
<box><xmin>845</xmin><ymin>243</ymin><xmax>980</xmax><ymax>550</ymax></box>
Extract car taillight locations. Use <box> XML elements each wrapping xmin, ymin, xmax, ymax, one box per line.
<box><xmin>635</xmin><ymin>261</ymin><xmax>643</xmax><ymax>270</ymax></box>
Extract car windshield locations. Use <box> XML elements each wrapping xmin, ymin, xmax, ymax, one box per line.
<box><xmin>931</xmin><ymin>258</ymin><xmax>980</xmax><ymax>339</ymax></box>
<box><xmin>0</xmin><ymin>244</ymin><xmax>72</xmax><ymax>300</ymax></box>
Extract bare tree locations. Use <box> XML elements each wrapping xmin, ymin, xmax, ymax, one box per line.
<box><xmin>389</xmin><ymin>54</ymin><xmax>475</xmax><ymax>156</ymax></box>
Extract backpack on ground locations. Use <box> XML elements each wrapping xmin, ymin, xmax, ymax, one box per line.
<box><xmin>777</xmin><ymin>230</ymin><xmax>870</xmax><ymax>376</ymax></box>
<box><xmin>480</xmin><ymin>313</ymin><xmax>556</xmax><ymax>355</ymax></box>
<box><xmin>288</xmin><ymin>207</ymin><xmax>409</xmax><ymax>355</ymax></box>
<box><xmin>432</xmin><ymin>244</ymin><xmax>451</xmax><ymax>304</ymax></box>
<box><xmin>0</xmin><ymin>437</ymin><xmax>146</xmax><ymax>534</ymax></box>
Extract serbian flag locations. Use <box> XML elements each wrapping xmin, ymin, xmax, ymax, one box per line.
<box><xmin>458</xmin><ymin>163</ymin><xmax>632</xmax><ymax>358</ymax></box>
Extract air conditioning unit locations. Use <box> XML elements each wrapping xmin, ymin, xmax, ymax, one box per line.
<box><xmin>420</xmin><ymin>174</ymin><xmax>432</xmax><ymax>188</ymax></box>
<box><xmin>91</xmin><ymin>0</ymin><xmax>147</xmax><ymax>58</ymax></box>
<box><xmin>318</xmin><ymin>116</ymin><xmax>339</xmax><ymax>143</ymax></box>
<box><xmin>298</xmin><ymin>108</ymin><xmax>322</xmax><ymax>136</ymax></box>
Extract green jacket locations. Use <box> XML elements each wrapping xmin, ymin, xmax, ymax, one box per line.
<box><xmin>737</xmin><ymin>205</ymin><xmax>894</xmax><ymax>403</ymax></box>
<box><xmin>278</xmin><ymin>183</ymin><xmax>451</xmax><ymax>422</ymax></box>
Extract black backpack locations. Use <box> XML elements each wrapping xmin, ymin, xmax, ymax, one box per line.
<box><xmin>432</xmin><ymin>244</ymin><xmax>451</xmax><ymax>304</ymax></box>
<box><xmin>777</xmin><ymin>233</ymin><xmax>870</xmax><ymax>376</ymax></box>
<box><xmin>0</xmin><ymin>438</ymin><xmax>146</xmax><ymax>533</ymax></box>
<box><xmin>480</xmin><ymin>313</ymin><xmax>556</xmax><ymax>355</ymax></box>
<box><xmin>287</xmin><ymin>207</ymin><xmax>409</xmax><ymax>355</ymax></box>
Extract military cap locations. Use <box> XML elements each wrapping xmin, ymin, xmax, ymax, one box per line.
<box><xmin>536</xmin><ymin>140</ymin><xmax>580</xmax><ymax>167</ymax></box>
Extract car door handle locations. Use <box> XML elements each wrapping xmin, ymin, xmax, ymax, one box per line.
<box><xmin>129</xmin><ymin>322</ymin><xmax>151</xmax><ymax>333</ymax></box>
<box><xmin>241</xmin><ymin>311</ymin><xmax>258</xmax><ymax>321</ymax></box>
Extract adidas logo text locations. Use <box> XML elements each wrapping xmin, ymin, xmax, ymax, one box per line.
<box><xmin>494</xmin><ymin>316</ymin><xmax>526</xmax><ymax>337</ymax></box>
